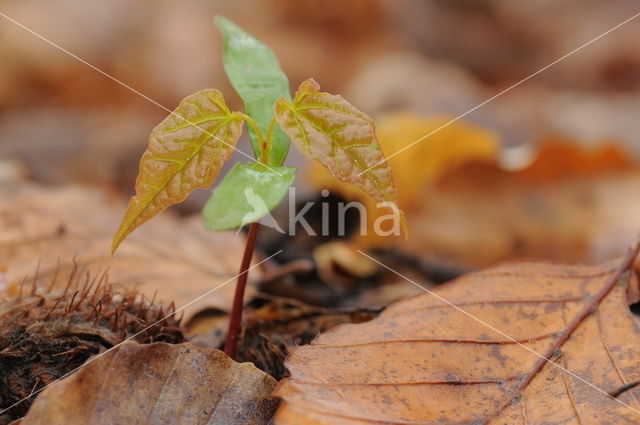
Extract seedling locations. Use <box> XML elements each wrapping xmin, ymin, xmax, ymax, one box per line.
<box><xmin>112</xmin><ymin>16</ymin><xmax>404</xmax><ymax>359</ymax></box>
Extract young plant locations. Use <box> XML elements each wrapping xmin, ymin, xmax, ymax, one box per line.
<box><xmin>111</xmin><ymin>16</ymin><xmax>404</xmax><ymax>359</ymax></box>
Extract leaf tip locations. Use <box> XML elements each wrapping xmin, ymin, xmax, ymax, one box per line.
<box><xmin>111</xmin><ymin>225</ymin><xmax>129</xmax><ymax>256</ymax></box>
<box><xmin>273</xmin><ymin>97</ymin><xmax>290</xmax><ymax>115</ymax></box>
<box><xmin>298</xmin><ymin>78</ymin><xmax>320</xmax><ymax>95</ymax></box>
<box><xmin>213</xmin><ymin>15</ymin><xmax>232</xmax><ymax>31</ymax></box>
<box><xmin>214</xmin><ymin>15</ymin><xmax>252</xmax><ymax>44</ymax></box>
<box><xmin>110</xmin><ymin>236</ymin><xmax>122</xmax><ymax>256</ymax></box>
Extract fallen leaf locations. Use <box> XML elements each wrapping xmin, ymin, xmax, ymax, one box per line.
<box><xmin>313</xmin><ymin>241</ymin><xmax>379</xmax><ymax>289</ymax></box>
<box><xmin>112</xmin><ymin>89</ymin><xmax>244</xmax><ymax>252</ymax></box>
<box><xmin>20</xmin><ymin>341</ymin><xmax>278</xmax><ymax>425</ymax></box>
<box><xmin>274</xmin><ymin>246</ymin><xmax>640</xmax><ymax>424</ymax></box>
<box><xmin>184</xmin><ymin>307</ymin><xmax>229</xmax><ymax>350</ymax></box>
<box><xmin>515</xmin><ymin>137</ymin><xmax>633</xmax><ymax>182</ymax></box>
<box><xmin>0</xmin><ymin>183</ymin><xmax>253</xmax><ymax>320</ymax></box>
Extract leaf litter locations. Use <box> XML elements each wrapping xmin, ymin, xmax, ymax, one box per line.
<box><xmin>5</xmin><ymin>134</ymin><xmax>640</xmax><ymax>425</ymax></box>
<box><xmin>274</xmin><ymin>241</ymin><xmax>640</xmax><ymax>424</ymax></box>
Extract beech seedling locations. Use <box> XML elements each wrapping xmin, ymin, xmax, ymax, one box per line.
<box><xmin>112</xmin><ymin>16</ymin><xmax>403</xmax><ymax>359</ymax></box>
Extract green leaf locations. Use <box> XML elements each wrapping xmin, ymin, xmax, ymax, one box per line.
<box><xmin>215</xmin><ymin>15</ymin><xmax>291</xmax><ymax>166</ymax></box>
<box><xmin>274</xmin><ymin>78</ymin><xmax>406</xmax><ymax>236</ymax></box>
<box><xmin>203</xmin><ymin>162</ymin><xmax>296</xmax><ymax>231</ymax></box>
<box><xmin>112</xmin><ymin>89</ymin><xmax>243</xmax><ymax>253</ymax></box>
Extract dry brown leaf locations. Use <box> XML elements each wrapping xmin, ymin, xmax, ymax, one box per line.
<box><xmin>20</xmin><ymin>341</ymin><xmax>278</xmax><ymax>425</ymax></box>
<box><xmin>274</xmin><ymin>247</ymin><xmax>640</xmax><ymax>424</ymax></box>
<box><xmin>313</xmin><ymin>241</ymin><xmax>379</xmax><ymax>289</ymax></box>
<box><xmin>0</xmin><ymin>183</ymin><xmax>254</xmax><ymax>320</ymax></box>
<box><xmin>308</xmin><ymin>114</ymin><xmax>639</xmax><ymax>263</ymax></box>
<box><xmin>308</xmin><ymin>113</ymin><xmax>639</xmax><ymax>266</ymax></box>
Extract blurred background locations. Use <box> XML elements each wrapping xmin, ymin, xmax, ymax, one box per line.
<box><xmin>2</xmin><ymin>2</ymin><xmax>640</xmax><ymax>418</ymax></box>
<box><xmin>2</xmin><ymin>0</ymin><xmax>640</xmax><ymax>274</ymax></box>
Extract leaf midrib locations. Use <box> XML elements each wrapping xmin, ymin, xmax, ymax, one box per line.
<box><xmin>121</xmin><ymin>115</ymin><xmax>235</xmax><ymax>236</ymax></box>
<box><xmin>293</xmin><ymin>104</ymin><xmax>393</xmax><ymax>203</ymax></box>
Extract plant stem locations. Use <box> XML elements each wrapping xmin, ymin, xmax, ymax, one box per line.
<box><xmin>264</xmin><ymin>118</ymin><xmax>277</xmax><ymax>151</ymax></box>
<box><xmin>241</xmin><ymin>114</ymin><xmax>270</xmax><ymax>164</ymax></box>
<box><xmin>224</xmin><ymin>221</ymin><xmax>260</xmax><ymax>359</ymax></box>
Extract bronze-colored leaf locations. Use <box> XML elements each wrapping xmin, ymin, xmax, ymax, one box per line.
<box><xmin>20</xmin><ymin>341</ymin><xmax>278</xmax><ymax>425</ymax></box>
<box><xmin>306</xmin><ymin>112</ymin><xmax>499</xmax><ymax>247</ymax></box>
<box><xmin>274</xmin><ymin>247</ymin><xmax>640</xmax><ymax>424</ymax></box>
<box><xmin>112</xmin><ymin>89</ymin><xmax>244</xmax><ymax>252</ymax></box>
<box><xmin>274</xmin><ymin>78</ymin><xmax>404</xmax><ymax>235</ymax></box>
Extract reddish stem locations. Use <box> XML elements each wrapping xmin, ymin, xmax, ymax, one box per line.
<box><xmin>224</xmin><ymin>221</ymin><xmax>260</xmax><ymax>359</ymax></box>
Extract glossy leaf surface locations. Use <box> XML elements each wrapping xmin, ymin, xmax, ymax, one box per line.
<box><xmin>215</xmin><ymin>16</ymin><xmax>291</xmax><ymax>165</ymax></box>
<box><xmin>203</xmin><ymin>162</ymin><xmax>295</xmax><ymax>231</ymax></box>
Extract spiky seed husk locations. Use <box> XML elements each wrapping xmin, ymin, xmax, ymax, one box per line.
<box><xmin>0</xmin><ymin>265</ymin><xmax>183</xmax><ymax>420</ymax></box>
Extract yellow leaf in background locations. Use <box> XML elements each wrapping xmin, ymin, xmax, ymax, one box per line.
<box><xmin>307</xmin><ymin>112</ymin><xmax>499</xmax><ymax>246</ymax></box>
<box><xmin>112</xmin><ymin>89</ymin><xmax>244</xmax><ymax>253</ymax></box>
<box><xmin>275</xmin><ymin>78</ymin><xmax>405</xmax><ymax>238</ymax></box>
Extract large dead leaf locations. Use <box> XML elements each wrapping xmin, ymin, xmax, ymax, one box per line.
<box><xmin>112</xmin><ymin>89</ymin><xmax>244</xmax><ymax>252</ymax></box>
<box><xmin>20</xmin><ymin>341</ymin><xmax>278</xmax><ymax>425</ymax></box>
<box><xmin>0</xmin><ymin>183</ymin><xmax>253</xmax><ymax>320</ymax></box>
<box><xmin>275</xmin><ymin>246</ymin><xmax>640</xmax><ymax>424</ymax></box>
